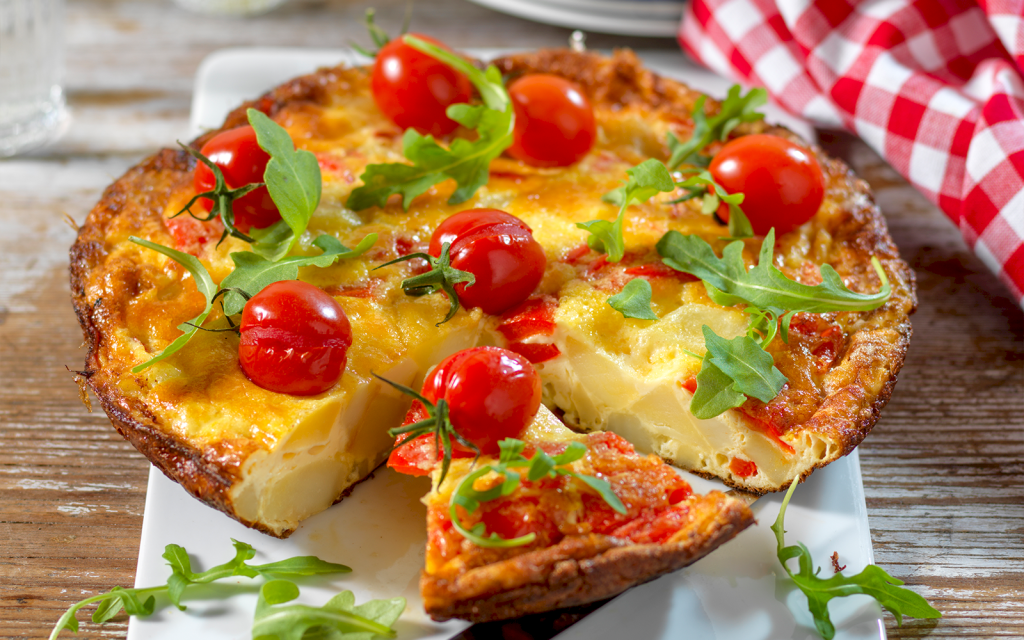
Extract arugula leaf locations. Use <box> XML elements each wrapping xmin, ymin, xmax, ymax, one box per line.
<box><xmin>252</xmin><ymin>580</ymin><xmax>403</xmax><ymax>640</ymax></box>
<box><xmin>773</xmin><ymin>481</ymin><xmax>941</xmax><ymax>639</ymax></box>
<box><xmin>671</xmin><ymin>169</ymin><xmax>754</xmax><ymax>239</ymax></box>
<box><xmin>667</xmin><ymin>86</ymin><xmax>767</xmax><ymax>169</ymax></box>
<box><xmin>498</xmin><ymin>438</ymin><xmax>527</xmax><ymax>463</ymax></box>
<box><xmin>658</xmin><ymin>230</ymin><xmax>892</xmax><ymax>313</ymax></box>
<box><xmin>253</xmin><ymin>555</ymin><xmax>354</xmax><ymax>577</ymax></box>
<box><xmin>50</xmin><ymin>540</ymin><xmax>352</xmax><ymax>640</ymax></box>
<box><xmin>745</xmin><ymin>305</ymin><xmax>783</xmax><ymax>346</ymax></box>
<box><xmin>247</xmin><ymin>108</ymin><xmax>323</xmax><ymax>261</ymax></box>
<box><xmin>726</xmin><ymin>202</ymin><xmax>755</xmax><ymax>239</ymax></box>
<box><xmin>701</xmin><ymin>325</ymin><xmax>786</xmax><ymax>403</ymax></box>
<box><xmin>552</xmin><ymin>441</ymin><xmax>588</xmax><ymax>466</ymax></box>
<box><xmin>690</xmin><ymin>355</ymin><xmax>748</xmax><ymax>419</ymax></box>
<box><xmin>128</xmin><ymin>238</ymin><xmax>217</xmax><ymax>373</ymax></box>
<box><xmin>220</xmin><ymin>233</ymin><xmax>377</xmax><ymax>315</ymax></box>
<box><xmin>659</xmin><ymin>230</ymin><xmax>888</xmax><ymax>418</ymax></box>
<box><xmin>592</xmin><ymin>85</ymin><xmax>765</xmax><ymax>257</ymax></box>
<box><xmin>347</xmin><ymin>35</ymin><xmax>514</xmax><ymax>211</ymax></box>
<box><xmin>449</xmin><ymin>438</ymin><xmax>626</xmax><ymax>548</ymax></box>
<box><xmin>686</xmin><ymin>322</ymin><xmax>786</xmax><ymax>423</ymax></box>
<box><xmin>450</xmin><ymin>466</ymin><xmax>534</xmax><ymax>548</ymax></box>
<box><xmin>570</xmin><ymin>473</ymin><xmax>626</xmax><ymax>513</ymax></box>
<box><xmin>580</xmin><ymin>158</ymin><xmax>675</xmax><ymax>262</ymax></box>
<box><xmin>608</xmin><ymin>278</ymin><xmax>659</xmax><ymax>320</ymax></box>
<box><xmin>89</xmin><ymin>587</ymin><xmax>154</xmax><ymax>624</ymax></box>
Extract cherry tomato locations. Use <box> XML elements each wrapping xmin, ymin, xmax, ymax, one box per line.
<box><xmin>425</xmin><ymin>346</ymin><xmax>542</xmax><ymax>454</ymax></box>
<box><xmin>429</xmin><ymin>208</ymin><xmax>546</xmax><ymax>315</ymax></box>
<box><xmin>371</xmin><ymin>34</ymin><xmax>472</xmax><ymax>136</ymax></box>
<box><xmin>193</xmin><ymin>125</ymin><xmax>281</xmax><ymax>233</ymax></box>
<box><xmin>507</xmin><ymin>74</ymin><xmax>596</xmax><ymax>167</ymax></box>
<box><xmin>709</xmin><ymin>134</ymin><xmax>825</xmax><ymax>236</ymax></box>
<box><xmin>239</xmin><ymin>281</ymin><xmax>352</xmax><ymax>396</ymax></box>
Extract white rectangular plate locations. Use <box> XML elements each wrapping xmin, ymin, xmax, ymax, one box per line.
<box><xmin>129</xmin><ymin>47</ymin><xmax>880</xmax><ymax>640</ymax></box>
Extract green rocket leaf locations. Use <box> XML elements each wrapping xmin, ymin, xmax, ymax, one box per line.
<box><xmin>773</xmin><ymin>481</ymin><xmax>941</xmax><ymax>639</ymax></box>
<box><xmin>608</xmin><ymin>278</ymin><xmax>659</xmax><ymax>320</ymax></box>
<box><xmin>247</xmin><ymin>108</ymin><xmax>323</xmax><ymax>261</ymax></box>
<box><xmin>347</xmin><ymin>35</ymin><xmax>514</xmax><ymax>211</ymax></box>
<box><xmin>128</xmin><ymin>237</ymin><xmax>218</xmax><ymax>373</ymax></box>
<box><xmin>219</xmin><ymin>233</ymin><xmax>377</xmax><ymax>315</ymax></box>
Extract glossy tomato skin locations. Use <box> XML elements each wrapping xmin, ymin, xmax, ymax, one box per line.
<box><xmin>507</xmin><ymin>74</ymin><xmax>596</xmax><ymax>167</ymax></box>
<box><xmin>193</xmin><ymin>125</ymin><xmax>281</xmax><ymax>234</ymax></box>
<box><xmin>424</xmin><ymin>346</ymin><xmax>542</xmax><ymax>455</ymax></box>
<box><xmin>387</xmin><ymin>405</ymin><xmax>479</xmax><ymax>476</ymax></box>
<box><xmin>371</xmin><ymin>34</ymin><xmax>472</xmax><ymax>136</ymax></box>
<box><xmin>709</xmin><ymin>134</ymin><xmax>825</xmax><ymax>236</ymax></box>
<box><xmin>429</xmin><ymin>208</ymin><xmax>546</xmax><ymax>315</ymax></box>
<box><xmin>239</xmin><ymin>281</ymin><xmax>352</xmax><ymax>396</ymax></box>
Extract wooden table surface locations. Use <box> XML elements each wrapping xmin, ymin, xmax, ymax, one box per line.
<box><xmin>1</xmin><ymin>1</ymin><xmax>1022</xmax><ymax>638</ymax></box>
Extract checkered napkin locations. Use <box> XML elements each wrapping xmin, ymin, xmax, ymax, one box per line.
<box><xmin>679</xmin><ymin>0</ymin><xmax>1024</xmax><ymax>306</ymax></box>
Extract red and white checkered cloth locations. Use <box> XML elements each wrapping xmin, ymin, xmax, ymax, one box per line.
<box><xmin>680</xmin><ymin>0</ymin><xmax>1024</xmax><ymax>307</ymax></box>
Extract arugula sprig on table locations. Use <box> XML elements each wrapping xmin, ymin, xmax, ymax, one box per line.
<box><xmin>253</xmin><ymin>580</ymin><xmax>404</xmax><ymax>640</ymax></box>
<box><xmin>49</xmin><ymin>539</ymin><xmax>398</xmax><ymax>640</ymax></box>
<box><xmin>655</xmin><ymin>229</ymin><xmax>892</xmax><ymax>418</ymax></box>
<box><xmin>346</xmin><ymin>35</ymin><xmax>514</xmax><ymax>211</ymax></box>
<box><xmin>579</xmin><ymin>86</ymin><xmax>765</xmax><ymax>263</ymax></box>
<box><xmin>773</xmin><ymin>481</ymin><xmax>941</xmax><ymax>639</ymax></box>
<box><xmin>450</xmin><ymin>438</ymin><xmax>626</xmax><ymax>548</ymax></box>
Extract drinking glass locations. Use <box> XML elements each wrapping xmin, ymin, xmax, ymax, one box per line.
<box><xmin>0</xmin><ymin>0</ymin><xmax>68</xmax><ymax>157</ymax></box>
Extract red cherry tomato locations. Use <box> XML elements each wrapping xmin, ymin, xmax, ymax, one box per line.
<box><xmin>428</xmin><ymin>208</ymin><xmax>547</xmax><ymax>315</ymax></box>
<box><xmin>506</xmin><ymin>74</ymin><xmax>596</xmax><ymax>167</ymax></box>
<box><xmin>371</xmin><ymin>34</ymin><xmax>472</xmax><ymax>136</ymax></box>
<box><xmin>193</xmin><ymin>125</ymin><xmax>281</xmax><ymax>234</ymax></box>
<box><xmin>709</xmin><ymin>134</ymin><xmax>826</xmax><ymax>236</ymax></box>
<box><xmin>239</xmin><ymin>281</ymin><xmax>352</xmax><ymax>396</ymax></box>
<box><xmin>423</xmin><ymin>346</ymin><xmax>542</xmax><ymax>454</ymax></box>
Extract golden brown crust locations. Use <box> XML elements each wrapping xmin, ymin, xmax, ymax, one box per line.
<box><xmin>421</xmin><ymin>491</ymin><xmax>754</xmax><ymax>622</ymax></box>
